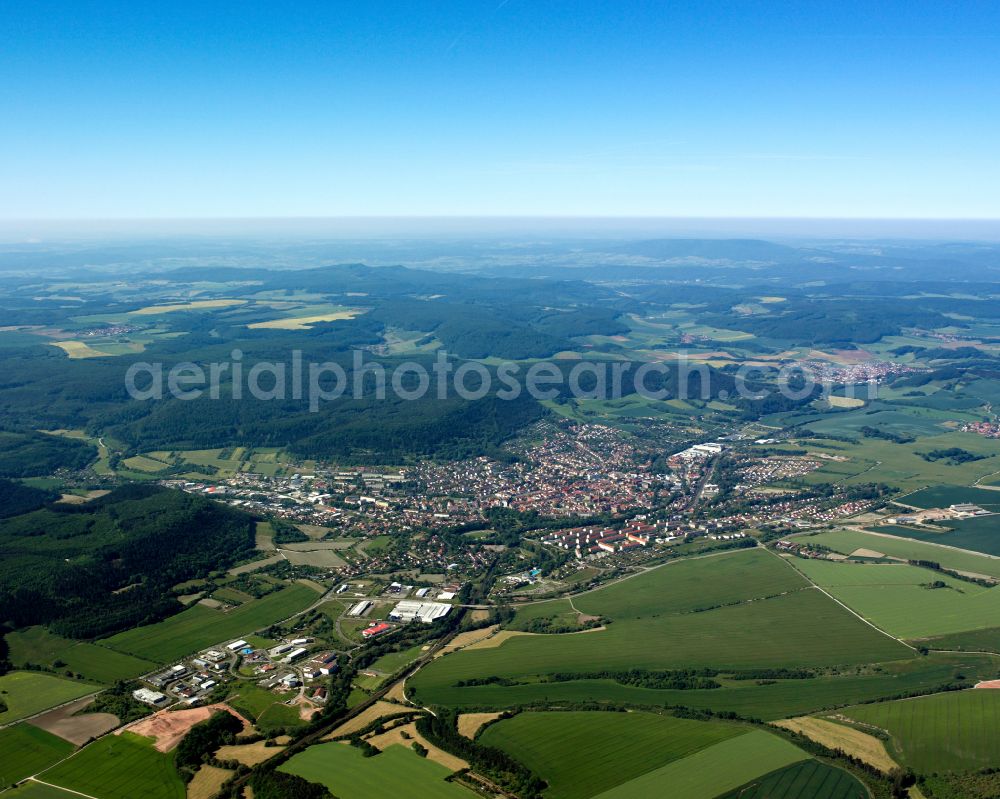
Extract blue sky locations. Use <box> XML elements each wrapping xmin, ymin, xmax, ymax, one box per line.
<box><xmin>2</xmin><ymin>1</ymin><xmax>998</xmax><ymax>219</ymax></box>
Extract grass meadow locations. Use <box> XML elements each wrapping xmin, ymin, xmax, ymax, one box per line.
<box><xmin>0</xmin><ymin>672</ymin><xmax>98</xmax><ymax>726</ymax></box>
<box><xmin>478</xmin><ymin>711</ymin><xmax>743</xmax><ymax>799</ymax></box>
<box><xmin>102</xmin><ymin>582</ymin><xmax>321</xmax><ymax>663</ymax></box>
<box><xmin>844</xmin><ymin>689</ymin><xmax>1000</xmax><ymax>773</ymax></box>
<box><xmin>280</xmin><ymin>742</ymin><xmax>475</xmax><ymax>799</ymax></box>
<box><xmin>40</xmin><ymin>732</ymin><xmax>185</xmax><ymax>799</ymax></box>
<box><xmin>410</xmin><ymin>550</ymin><xmax>913</xmax><ymax>710</ymax></box>
<box><xmin>0</xmin><ymin>724</ymin><xmax>75</xmax><ymax>788</ymax></box>
<box><xmin>590</xmin><ymin>730</ymin><xmax>806</xmax><ymax>799</ymax></box>
<box><xmin>790</xmin><ymin>558</ymin><xmax>1000</xmax><ymax>639</ymax></box>
<box><xmin>715</xmin><ymin>760</ymin><xmax>867</xmax><ymax>799</ymax></box>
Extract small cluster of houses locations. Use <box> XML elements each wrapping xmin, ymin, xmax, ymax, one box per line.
<box><xmin>541</xmin><ymin>522</ymin><xmax>653</xmax><ymax>557</ymax></box>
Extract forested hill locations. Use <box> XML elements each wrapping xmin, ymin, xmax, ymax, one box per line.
<box><xmin>0</xmin><ymin>484</ymin><xmax>256</xmax><ymax>639</ymax></box>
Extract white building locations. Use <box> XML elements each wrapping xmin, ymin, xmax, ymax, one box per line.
<box><xmin>388</xmin><ymin>600</ymin><xmax>452</xmax><ymax>624</ymax></box>
<box><xmin>133</xmin><ymin>688</ymin><xmax>168</xmax><ymax>706</ymax></box>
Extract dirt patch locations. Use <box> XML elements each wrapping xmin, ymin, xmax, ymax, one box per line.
<box><xmin>469</xmin><ymin>610</ymin><xmax>490</xmax><ymax>623</ymax></box>
<box><xmin>27</xmin><ymin>697</ymin><xmax>119</xmax><ymax>746</ymax></box>
<box><xmin>383</xmin><ymin>680</ymin><xmax>410</xmax><ymax>705</ymax></box>
<box><xmin>188</xmin><ymin>764</ymin><xmax>234</xmax><ymax>799</ymax></box>
<box><xmin>121</xmin><ymin>704</ymin><xmax>250</xmax><ymax>753</ymax></box>
<box><xmin>216</xmin><ymin>740</ymin><xmax>285</xmax><ymax>766</ymax></box>
<box><xmin>323</xmin><ymin>701</ymin><xmax>407</xmax><ymax>739</ymax></box>
<box><xmin>435</xmin><ymin>625</ymin><xmax>499</xmax><ymax>658</ymax></box>
<box><xmin>774</xmin><ymin>717</ymin><xmax>896</xmax><ymax>773</ymax></box>
<box><xmin>850</xmin><ymin>548</ymin><xmax>887</xmax><ymax>559</ymax></box>
<box><xmin>975</xmin><ymin>679</ymin><xmax>1000</xmax><ymax>689</ymax></box>
<box><xmin>460</xmin><ymin>628</ymin><xmax>532</xmax><ymax>651</ymax></box>
<box><xmin>458</xmin><ymin>712</ymin><xmax>502</xmax><ymax>739</ymax></box>
<box><xmin>367</xmin><ymin>722</ymin><xmax>468</xmax><ymax>772</ymax></box>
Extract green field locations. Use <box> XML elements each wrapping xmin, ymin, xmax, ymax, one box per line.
<box><xmin>411</xmin><ymin>551</ymin><xmax>912</xmax><ymax>710</ymax></box>
<box><xmin>410</xmin><ymin>652</ymin><xmax>996</xmax><ymax>720</ymax></box>
<box><xmin>791</xmin><ymin>529</ymin><xmax>1000</xmax><ymax>579</ymax></box>
<box><xmin>0</xmin><ymin>724</ymin><xmax>75</xmax><ymax>788</ymax></box>
<box><xmin>280</xmin><ymin>742</ymin><xmax>475</xmax><ymax>799</ymax></box>
<box><xmin>39</xmin><ymin>732</ymin><xmax>185</xmax><ymax>799</ymax></box>
<box><xmin>5</xmin><ymin>627</ymin><xmax>157</xmax><ymax>683</ymax></box>
<box><xmin>844</xmin><ymin>689</ymin><xmax>1000</xmax><ymax>772</ymax></box>
<box><xmin>919</xmin><ymin>626</ymin><xmax>1000</xmax><ymax>653</ymax></box>
<box><xmin>226</xmin><ymin>682</ymin><xmax>304</xmax><ymax>732</ymax></box>
<box><xmin>0</xmin><ymin>672</ymin><xmax>99</xmax><ymax>726</ymax></box>
<box><xmin>591</xmin><ymin>730</ymin><xmax>807</xmax><ymax>799</ymax></box>
<box><xmin>367</xmin><ymin>644</ymin><xmax>429</xmax><ymax>676</ymax></box>
<box><xmin>0</xmin><ymin>783</ymin><xmax>83</xmax><ymax>798</ymax></box>
<box><xmin>102</xmin><ymin>582</ymin><xmax>321</xmax><ymax>662</ymax></box>
<box><xmin>716</xmin><ymin>760</ymin><xmax>867</xmax><ymax>799</ymax></box>
<box><xmin>478</xmin><ymin>711</ymin><xmax>743</xmax><ymax>799</ymax></box>
<box><xmin>790</xmin><ymin>557</ymin><xmax>1000</xmax><ymax>639</ymax></box>
<box><xmin>900</xmin><ymin>485</ymin><xmax>1000</xmax><ymax>510</ymax></box>
<box><xmin>572</xmin><ymin>548</ymin><xmax>808</xmax><ymax>618</ymax></box>
<box><xmin>872</xmin><ymin>515</ymin><xmax>1000</xmax><ymax>557</ymax></box>
<box><xmin>787</xmin><ymin>431</ymin><xmax>1000</xmax><ymax>491</ymax></box>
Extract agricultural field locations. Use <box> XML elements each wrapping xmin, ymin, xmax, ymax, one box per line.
<box><xmin>226</xmin><ymin>682</ymin><xmax>304</xmax><ymax>733</ymax></box>
<box><xmin>877</xmin><ymin>514</ymin><xmax>1000</xmax><ymax>557</ymax></box>
<box><xmin>366</xmin><ymin>644</ymin><xmax>428</xmax><ymax>676</ymax></box>
<box><xmin>410</xmin><ymin>652</ymin><xmax>997</xmax><ymax>720</ymax></box>
<box><xmin>919</xmin><ymin>626</ymin><xmax>1000</xmax><ymax>654</ymax></box>
<box><xmin>102</xmin><ymin>582</ymin><xmax>321</xmax><ymax>663</ymax></box>
<box><xmin>478</xmin><ymin>711</ymin><xmax>743</xmax><ymax>799</ymax></box>
<box><xmin>0</xmin><ymin>783</ymin><xmax>82</xmax><ymax>799</ymax></box>
<box><xmin>843</xmin><ymin>689</ymin><xmax>1000</xmax><ymax>773</ymax></box>
<box><xmin>715</xmin><ymin>760</ymin><xmax>867</xmax><ymax>799</ymax></box>
<box><xmin>789</xmin><ymin>557</ymin><xmax>1000</xmax><ymax>639</ymax></box>
<box><xmin>0</xmin><ymin>724</ymin><xmax>75</xmax><ymax>788</ymax></box>
<box><xmin>790</xmin><ymin>529</ymin><xmax>1000</xmax><ymax>579</ymax></box>
<box><xmin>900</xmin><ymin>485</ymin><xmax>1000</xmax><ymax>510</ymax></box>
<box><xmin>782</xmin><ymin>431</ymin><xmax>1000</xmax><ymax>491</ymax></box>
<box><xmin>409</xmin><ymin>551</ymin><xmax>913</xmax><ymax>710</ymax></box>
<box><xmin>279</xmin><ymin>742</ymin><xmax>476</xmax><ymax>799</ymax></box>
<box><xmin>590</xmin><ymin>730</ymin><xmax>807</xmax><ymax>799</ymax></box>
<box><xmin>5</xmin><ymin>627</ymin><xmax>157</xmax><ymax>683</ymax></box>
<box><xmin>247</xmin><ymin>305</ymin><xmax>365</xmax><ymax>329</ymax></box>
<box><xmin>572</xmin><ymin>548</ymin><xmax>809</xmax><ymax>618</ymax></box>
<box><xmin>0</xmin><ymin>672</ymin><xmax>99</xmax><ymax>726</ymax></box>
<box><xmin>39</xmin><ymin>732</ymin><xmax>185</xmax><ymax>799</ymax></box>
<box><xmin>129</xmin><ymin>298</ymin><xmax>246</xmax><ymax>315</ymax></box>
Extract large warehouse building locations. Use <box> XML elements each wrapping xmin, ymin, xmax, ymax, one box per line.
<box><xmin>389</xmin><ymin>600</ymin><xmax>452</xmax><ymax>624</ymax></box>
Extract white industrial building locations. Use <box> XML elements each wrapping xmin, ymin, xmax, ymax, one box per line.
<box><xmin>347</xmin><ymin>600</ymin><xmax>373</xmax><ymax>617</ymax></box>
<box><xmin>133</xmin><ymin>688</ymin><xmax>168</xmax><ymax>706</ymax></box>
<box><xmin>388</xmin><ymin>600</ymin><xmax>452</xmax><ymax>624</ymax></box>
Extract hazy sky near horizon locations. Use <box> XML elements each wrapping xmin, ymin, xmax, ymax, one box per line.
<box><xmin>2</xmin><ymin>1</ymin><xmax>999</xmax><ymax>220</ymax></box>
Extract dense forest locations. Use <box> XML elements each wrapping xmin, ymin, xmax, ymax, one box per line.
<box><xmin>0</xmin><ymin>484</ymin><xmax>255</xmax><ymax>638</ymax></box>
<box><xmin>0</xmin><ymin>429</ymin><xmax>96</xmax><ymax>477</ymax></box>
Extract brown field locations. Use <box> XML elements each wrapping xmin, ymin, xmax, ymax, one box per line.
<box><xmin>457</xmin><ymin>712</ymin><xmax>502</xmax><ymax>739</ymax></box>
<box><xmin>383</xmin><ymin>679</ymin><xmax>410</xmax><ymax>705</ymax></box>
<box><xmin>216</xmin><ymin>740</ymin><xmax>285</xmax><ymax>766</ymax></box>
<box><xmin>121</xmin><ymin>704</ymin><xmax>249</xmax><ymax>752</ymax></box>
<box><xmin>247</xmin><ymin>309</ymin><xmax>365</xmax><ymax>330</ymax></box>
<box><xmin>131</xmin><ymin>299</ymin><xmax>246</xmax><ymax>315</ymax></box>
<box><xmin>28</xmin><ymin>697</ymin><xmax>119</xmax><ymax>746</ymax></box>
<box><xmin>323</xmin><ymin>701</ymin><xmax>406</xmax><ymax>739</ymax></box>
<box><xmin>850</xmin><ymin>548</ymin><xmax>887</xmax><ymax>559</ymax></box>
<box><xmin>774</xmin><ymin>716</ymin><xmax>896</xmax><ymax>773</ymax></box>
<box><xmin>974</xmin><ymin>679</ymin><xmax>1000</xmax><ymax>689</ymax></box>
<box><xmin>188</xmin><ymin>764</ymin><xmax>234</xmax><ymax>799</ymax></box>
<box><xmin>50</xmin><ymin>340</ymin><xmax>108</xmax><ymax>358</ymax></box>
<box><xmin>434</xmin><ymin>625</ymin><xmax>499</xmax><ymax>658</ymax></box>
<box><xmin>366</xmin><ymin>721</ymin><xmax>468</xmax><ymax>772</ymax></box>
